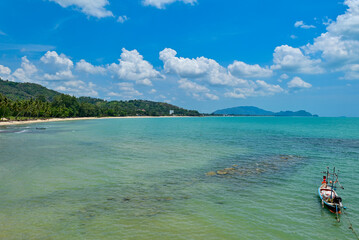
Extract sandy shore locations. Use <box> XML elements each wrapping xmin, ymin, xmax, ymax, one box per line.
<box><xmin>0</xmin><ymin>116</ymin><xmax>188</xmax><ymax>126</ymax></box>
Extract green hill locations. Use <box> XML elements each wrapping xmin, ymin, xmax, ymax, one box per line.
<box><xmin>0</xmin><ymin>78</ymin><xmax>60</xmax><ymax>101</ymax></box>
<box><xmin>0</xmin><ymin>78</ymin><xmax>200</xmax><ymax>119</ymax></box>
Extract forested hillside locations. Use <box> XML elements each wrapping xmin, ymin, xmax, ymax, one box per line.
<box><xmin>0</xmin><ymin>79</ymin><xmax>200</xmax><ymax>119</ymax></box>
<box><xmin>0</xmin><ymin>79</ymin><xmax>60</xmax><ymax>101</ymax></box>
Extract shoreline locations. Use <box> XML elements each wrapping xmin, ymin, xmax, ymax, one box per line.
<box><xmin>0</xmin><ymin>116</ymin><xmax>190</xmax><ymax>126</ymax></box>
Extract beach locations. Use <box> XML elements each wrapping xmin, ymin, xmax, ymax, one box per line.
<box><xmin>0</xmin><ymin>116</ymin><xmax>188</xmax><ymax>126</ymax></box>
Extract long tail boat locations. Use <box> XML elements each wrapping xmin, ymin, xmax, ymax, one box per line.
<box><xmin>318</xmin><ymin>167</ymin><xmax>344</xmax><ymax>222</ymax></box>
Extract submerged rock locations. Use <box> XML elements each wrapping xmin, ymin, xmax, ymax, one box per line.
<box><xmin>206</xmin><ymin>171</ymin><xmax>217</xmax><ymax>176</ymax></box>
<box><xmin>216</xmin><ymin>170</ymin><xmax>229</xmax><ymax>175</ymax></box>
<box><xmin>206</xmin><ymin>154</ymin><xmax>304</xmax><ymax>178</ymax></box>
<box><xmin>224</xmin><ymin>167</ymin><xmax>235</xmax><ymax>171</ymax></box>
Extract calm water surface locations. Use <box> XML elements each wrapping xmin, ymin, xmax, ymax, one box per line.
<box><xmin>0</xmin><ymin>117</ymin><xmax>358</xmax><ymax>239</ymax></box>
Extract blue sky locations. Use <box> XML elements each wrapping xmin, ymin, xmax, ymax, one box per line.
<box><xmin>0</xmin><ymin>0</ymin><xmax>358</xmax><ymax>116</ymax></box>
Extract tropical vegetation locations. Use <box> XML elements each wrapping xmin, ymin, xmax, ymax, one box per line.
<box><xmin>0</xmin><ymin>79</ymin><xmax>200</xmax><ymax>120</ymax></box>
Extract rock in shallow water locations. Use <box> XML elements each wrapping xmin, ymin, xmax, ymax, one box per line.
<box><xmin>206</xmin><ymin>171</ymin><xmax>217</xmax><ymax>176</ymax></box>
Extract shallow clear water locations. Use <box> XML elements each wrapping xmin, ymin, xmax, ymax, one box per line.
<box><xmin>0</xmin><ymin>117</ymin><xmax>358</xmax><ymax>239</ymax></box>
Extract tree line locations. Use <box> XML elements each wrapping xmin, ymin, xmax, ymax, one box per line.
<box><xmin>0</xmin><ymin>93</ymin><xmax>200</xmax><ymax>120</ymax></box>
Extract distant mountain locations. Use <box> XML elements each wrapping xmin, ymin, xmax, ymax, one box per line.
<box><xmin>274</xmin><ymin>110</ymin><xmax>315</xmax><ymax>117</ymax></box>
<box><xmin>213</xmin><ymin>106</ymin><xmax>317</xmax><ymax>117</ymax></box>
<box><xmin>0</xmin><ymin>78</ymin><xmax>60</xmax><ymax>101</ymax></box>
<box><xmin>213</xmin><ymin>106</ymin><xmax>274</xmax><ymax>116</ymax></box>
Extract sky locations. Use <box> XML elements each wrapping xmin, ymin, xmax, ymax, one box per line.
<box><xmin>0</xmin><ymin>0</ymin><xmax>358</xmax><ymax>116</ymax></box>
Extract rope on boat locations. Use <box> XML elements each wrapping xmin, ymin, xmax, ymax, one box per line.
<box><xmin>343</xmin><ymin>211</ymin><xmax>359</xmax><ymax>240</ymax></box>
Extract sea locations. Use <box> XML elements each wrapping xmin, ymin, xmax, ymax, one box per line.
<box><xmin>0</xmin><ymin>117</ymin><xmax>358</xmax><ymax>240</ymax></box>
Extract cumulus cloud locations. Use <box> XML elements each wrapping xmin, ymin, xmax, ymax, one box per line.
<box><xmin>204</xmin><ymin>93</ymin><xmax>219</xmax><ymax>100</ymax></box>
<box><xmin>109</xmin><ymin>82</ymin><xmax>143</xmax><ymax>99</ymax></box>
<box><xmin>178</xmin><ymin>78</ymin><xmax>209</xmax><ymax>92</ymax></box>
<box><xmin>41</xmin><ymin>51</ymin><xmax>74</xmax><ymax>80</ymax></box>
<box><xmin>339</xmin><ymin>64</ymin><xmax>359</xmax><ymax>80</ymax></box>
<box><xmin>11</xmin><ymin>57</ymin><xmax>38</xmax><ymax>82</ymax></box>
<box><xmin>271</xmin><ymin>45</ymin><xmax>323</xmax><ymax>74</ymax></box>
<box><xmin>54</xmin><ymin>80</ymin><xmax>98</xmax><ymax>96</ymax></box>
<box><xmin>294</xmin><ymin>20</ymin><xmax>316</xmax><ymax>29</ymax></box>
<box><xmin>225</xmin><ymin>80</ymin><xmax>284</xmax><ymax>99</ymax></box>
<box><xmin>280</xmin><ymin>73</ymin><xmax>289</xmax><ymax>80</ymax></box>
<box><xmin>228</xmin><ymin>61</ymin><xmax>273</xmax><ymax>78</ymax></box>
<box><xmin>287</xmin><ymin>76</ymin><xmax>312</xmax><ymax>89</ymax></box>
<box><xmin>0</xmin><ymin>65</ymin><xmax>11</xmax><ymax>78</ymax></box>
<box><xmin>160</xmin><ymin>48</ymin><xmax>212</xmax><ymax>78</ymax></box>
<box><xmin>143</xmin><ymin>0</ymin><xmax>196</xmax><ymax>9</ymax></box>
<box><xmin>117</xmin><ymin>15</ymin><xmax>128</xmax><ymax>23</ymax></box>
<box><xmin>41</xmin><ymin>51</ymin><xmax>73</xmax><ymax>68</ymax></box>
<box><xmin>76</xmin><ymin>59</ymin><xmax>106</xmax><ymax>74</ymax></box>
<box><xmin>160</xmin><ymin>48</ymin><xmax>248</xmax><ymax>86</ymax></box>
<box><xmin>160</xmin><ymin>48</ymin><xmax>284</xmax><ymax>99</ymax></box>
<box><xmin>302</xmin><ymin>0</ymin><xmax>359</xmax><ymax>78</ymax></box>
<box><xmin>49</xmin><ymin>0</ymin><xmax>113</xmax><ymax>18</ymax></box>
<box><xmin>178</xmin><ymin>78</ymin><xmax>219</xmax><ymax>100</ymax></box>
<box><xmin>109</xmin><ymin>48</ymin><xmax>162</xmax><ymax>86</ymax></box>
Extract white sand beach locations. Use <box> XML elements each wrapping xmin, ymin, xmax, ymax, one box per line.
<box><xmin>0</xmin><ymin>116</ymin><xmax>188</xmax><ymax>126</ymax></box>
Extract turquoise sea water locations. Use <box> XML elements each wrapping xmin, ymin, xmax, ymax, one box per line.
<box><xmin>0</xmin><ymin>117</ymin><xmax>358</xmax><ymax>239</ymax></box>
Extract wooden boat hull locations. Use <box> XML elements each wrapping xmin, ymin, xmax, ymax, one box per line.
<box><xmin>318</xmin><ymin>186</ymin><xmax>342</xmax><ymax>214</ymax></box>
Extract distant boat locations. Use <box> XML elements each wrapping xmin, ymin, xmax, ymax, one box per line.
<box><xmin>318</xmin><ymin>167</ymin><xmax>344</xmax><ymax>222</ymax></box>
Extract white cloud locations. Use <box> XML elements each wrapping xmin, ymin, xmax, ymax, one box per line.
<box><xmin>117</xmin><ymin>15</ymin><xmax>128</xmax><ymax>23</ymax></box>
<box><xmin>340</xmin><ymin>64</ymin><xmax>359</xmax><ymax>80</ymax></box>
<box><xmin>225</xmin><ymin>80</ymin><xmax>284</xmax><ymax>99</ymax></box>
<box><xmin>306</xmin><ymin>33</ymin><xmax>359</xmax><ymax>63</ymax></box>
<box><xmin>54</xmin><ymin>80</ymin><xmax>98</xmax><ymax>96</ymax></box>
<box><xmin>326</xmin><ymin>0</ymin><xmax>359</xmax><ymax>38</ymax></box>
<box><xmin>178</xmin><ymin>78</ymin><xmax>219</xmax><ymax>100</ymax></box>
<box><xmin>109</xmin><ymin>48</ymin><xmax>162</xmax><ymax>86</ymax></box>
<box><xmin>76</xmin><ymin>59</ymin><xmax>106</xmax><ymax>74</ymax></box>
<box><xmin>149</xmin><ymin>89</ymin><xmax>157</xmax><ymax>94</ymax></box>
<box><xmin>204</xmin><ymin>93</ymin><xmax>219</xmax><ymax>100</ymax></box>
<box><xmin>160</xmin><ymin>48</ymin><xmax>212</xmax><ymax>78</ymax></box>
<box><xmin>159</xmin><ymin>48</ymin><xmax>248</xmax><ymax>86</ymax></box>
<box><xmin>109</xmin><ymin>82</ymin><xmax>143</xmax><ymax>98</ymax></box>
<box><xmin>142</xmin><ymin>0</ymin><xmax>196</xmax><ymax>9</ymax></box>
<box><xmin>303</xmin><ymin>0</ymin><xmax>359</xmax><ymax>76</ymax></box>
<box><xmin>11</xmin><ymin>57</ymin><xmax>38</xmax><ymax>82</ymax></box>
<box><xmin>178</xmin><ymin>78</ymin><xmax>209</xmax><ymax>93</ymax></box>
<box><xmin>294</xmin><ymin>20</ymin><xmax>316</xmax><ymax>29</ymax></box>
<box><xmin>272</xmin><ymin>45</ymin><xmax>323</xmax><ymax>74</ymax></box>
<box><xmin>41</xmin><ymin>51</ymin><xmax>73</xmax><ymax>68</ymax></box>
<box><xmin>41</xmin><ymin>51</ymin><xmax>74</xmax><ymax>80</ymax></box>
<box><xmin>224</xmin><ymin>91</ymin><xmax>246</xmax><ymax>99</ymax></box>
<box><xmin>160</xmin><ymin>48</ymin><xmax>284</xmax><ymax>100</ymax></box>
<box><xmin>290</xmin><ymin>35</ymin><xmax>298</xmax><ymax>39</ymax></box>
<box><xmin>255</xmin><ymin>80</ymin><xmax>284</xmax><ymax>96</ymax></box>
<box><xmin>280</xmin><ymin>73</ymin><xmax>289</xmax><ymax>79</ymax></box>
<box><xmin>49</xmin><ymin>0</ymin><xmax>113</xmax><ymax>18</ymax></box>
<box><xmin>287</xmin><ymin>76</ymin><xmax>312</xmax><ymax>89</ymax></box>
<box><xmin>228</xmin><ymin>60</ymin><xmax>273</xmax><ymax>78</ymax></box>
<box><xmin>0</xmin><ymin>65</ymin><xmax>11</xmax><ymax>78</ymax></box>
<box><xmin>43</xmin><ymin>70</ymin><xmax>73</xmax><ymax>80</ymax></box>
<box><xmin>0</xmin><ymin>30</ymin><xmax>6</xmax><ymax>36</ymax></box>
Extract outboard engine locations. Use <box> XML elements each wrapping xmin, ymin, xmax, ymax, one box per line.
<box><xmin>333</xmin><ymin>196</ymin><xmax>342</xmax><ymax>204</ymax></box>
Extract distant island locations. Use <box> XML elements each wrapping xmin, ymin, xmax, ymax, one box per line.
<box><xmin>212</xmin><ymin>106</ymin><xmax>318</xmax><ymax>117</ymax></box>
<box><xmin>0</xmin><ymin>78</ymin><xmax>200</xmax><ymax>121</ymax></box>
